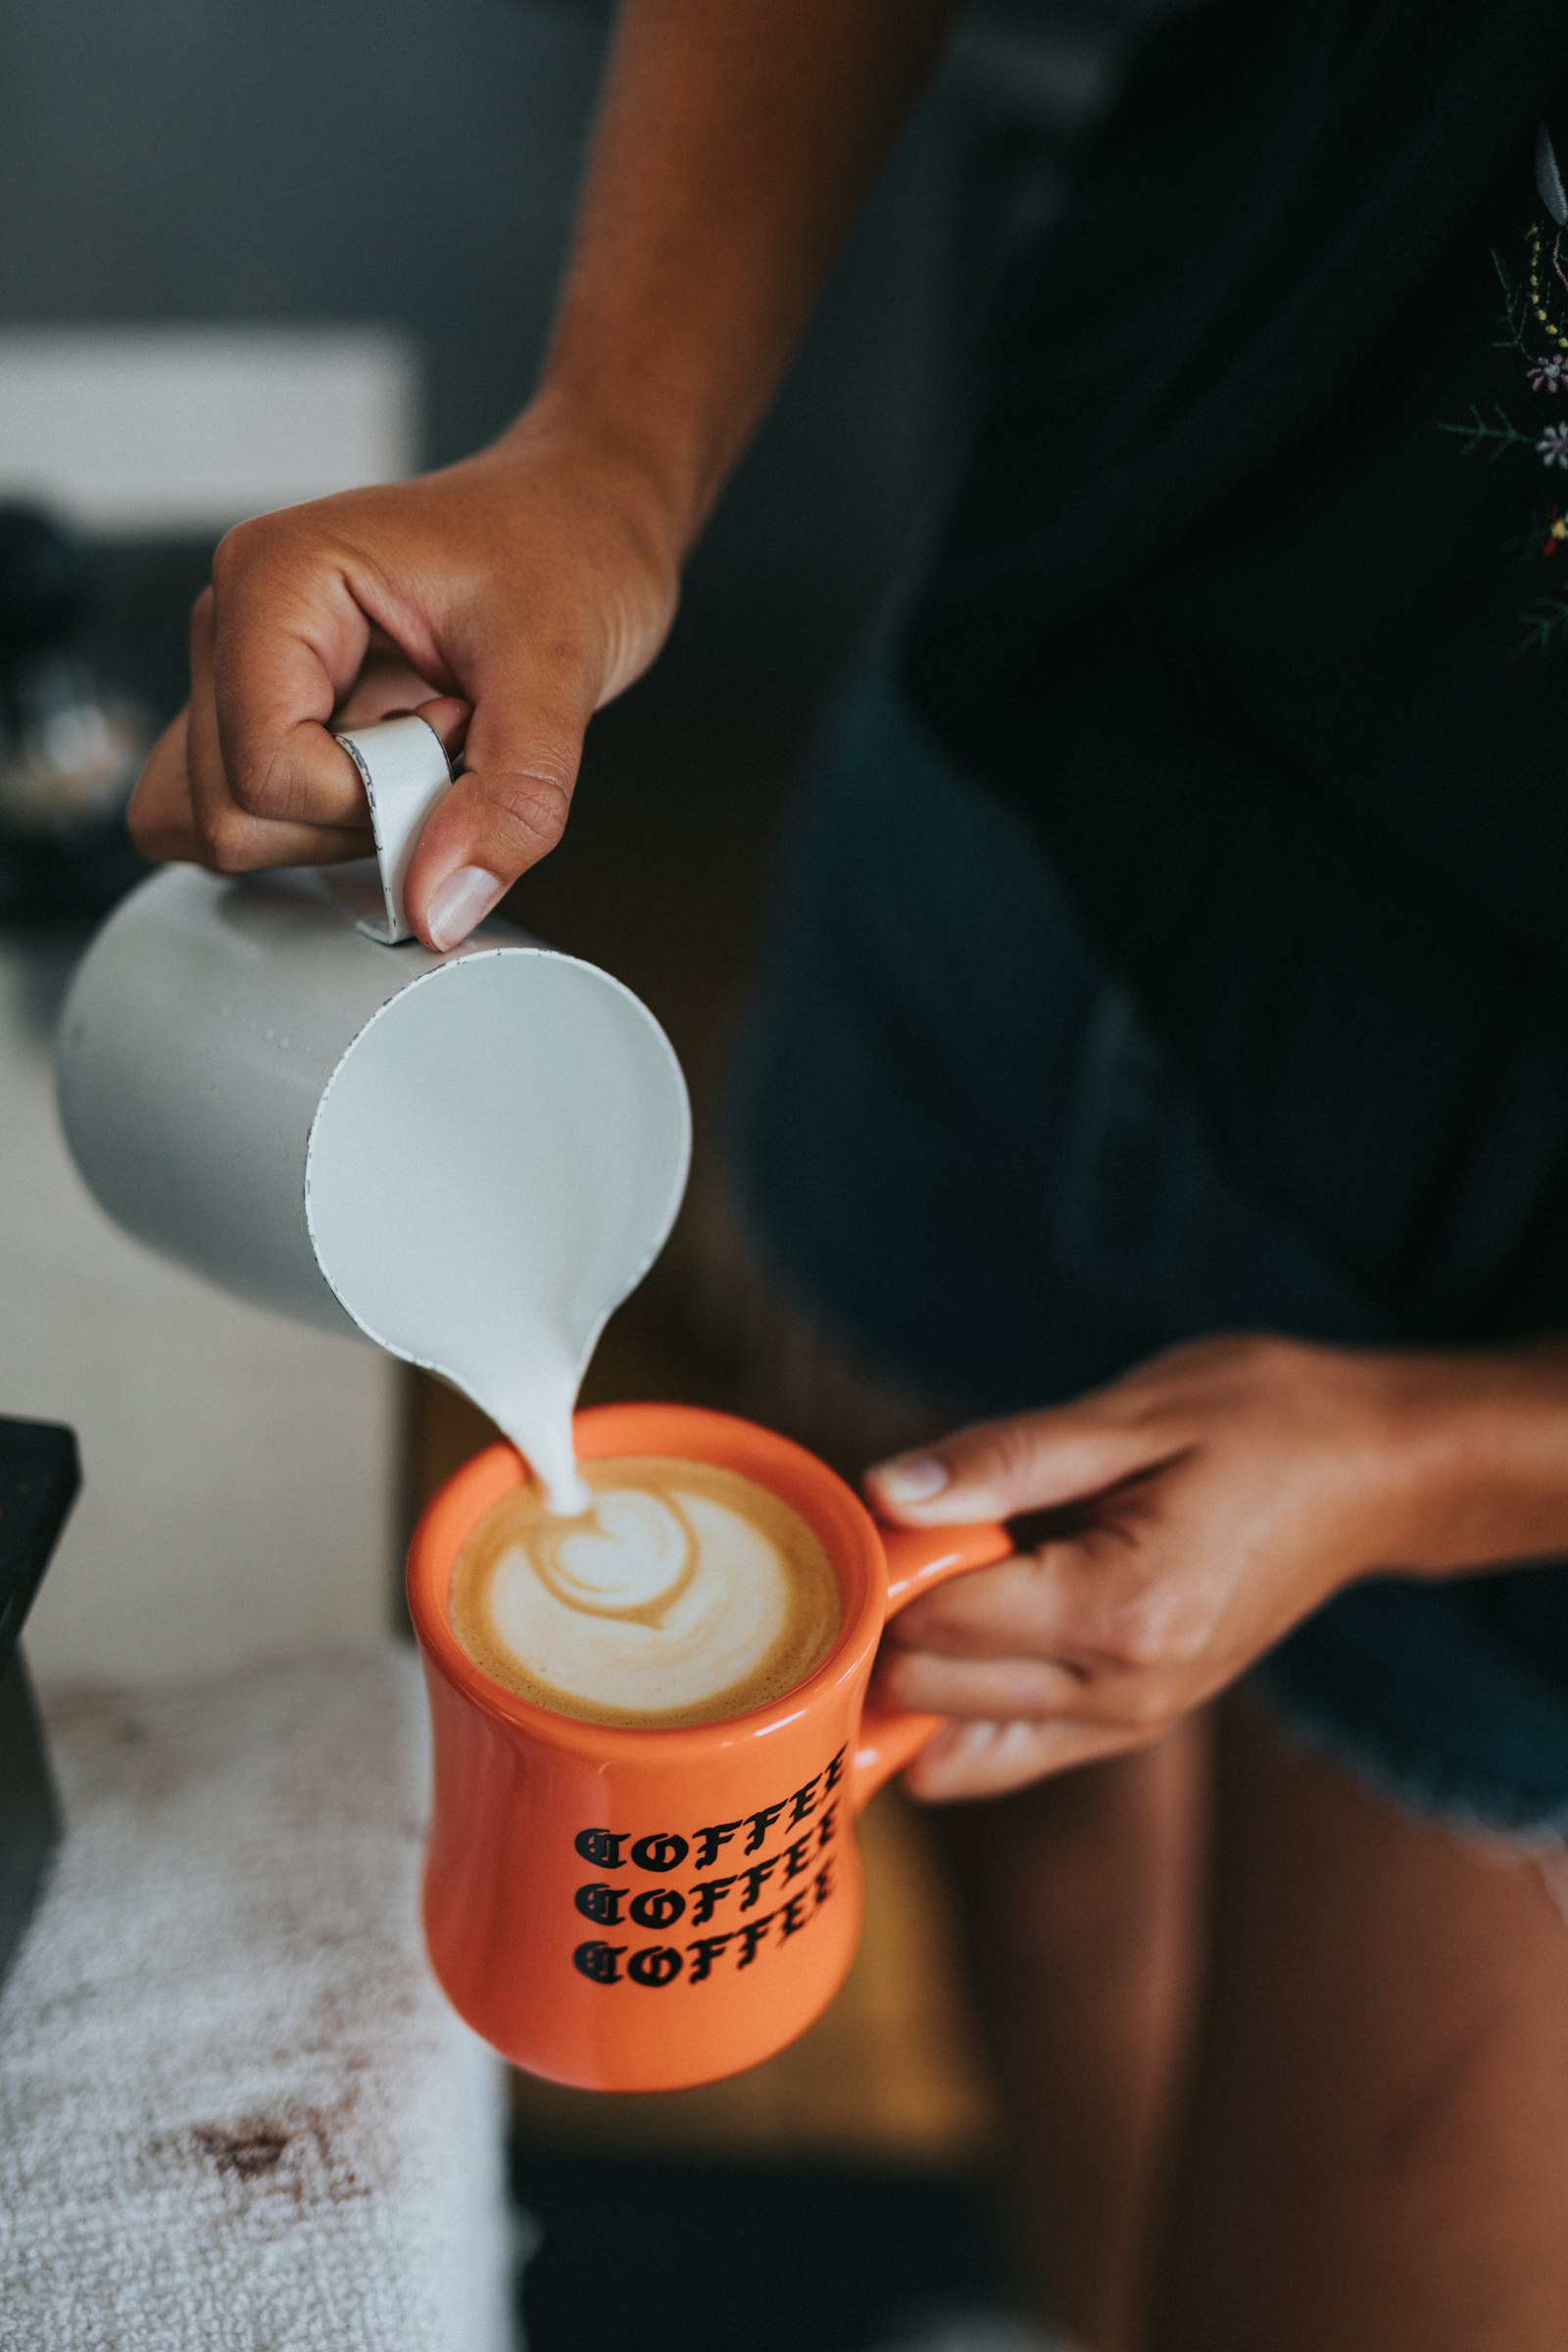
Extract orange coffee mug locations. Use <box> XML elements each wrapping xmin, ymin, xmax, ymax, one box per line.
<box><xmin>407</xmin><ymin>1400</ymin><xmax>1010</xmax><ymax>2091</ymax></box>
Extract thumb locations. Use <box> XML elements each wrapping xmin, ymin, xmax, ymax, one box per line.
<box><xmin>401</xmin><ymin>657</ymin><xmax>595</xmax><ymax>951</ymax></box>
<box><xmin>864</xmin><ymin>1401</ymin><xmax>1162</xmax><ymax>1527</ymax></box>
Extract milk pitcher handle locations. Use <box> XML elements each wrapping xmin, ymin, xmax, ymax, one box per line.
<box><xmin>334</xmin><ymin>714</ymin><xmax>456</xmax><ymax>945</ymax></box>
<box><xmin>852</xmin><ymin>1516</ymin><xmax>1014</xmax><ymax>1806</ymax></box>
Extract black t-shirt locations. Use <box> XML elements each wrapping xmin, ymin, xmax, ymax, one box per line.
<box><xmin>900</xmin><ymin>0</ymin><xmax>1568</xmax><ymax>1341</ymax></box>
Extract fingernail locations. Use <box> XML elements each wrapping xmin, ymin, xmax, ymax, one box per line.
<box><xmin>427</xmin><ymin>864</ymin><xmax>503</xmax><ymax>951</ymax></box>
<box><xmin>874</xmin><ymin>1453</ymin><xmax>950</xmax><ymax>1504</ymax></box>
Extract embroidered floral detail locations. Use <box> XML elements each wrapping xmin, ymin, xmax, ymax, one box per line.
<box><xmin>1439</xmin><ymin>210</ymin><xmax>1568</xmax><ymax>654</ymax></box>
<box><xmin>1438</xmin><ymin>234</ymin><xmax>1568</xmax><ymax>655</ymax></box>
<box><xmin>1538</xmin><ymin>123</ymin><xmax>1568</xmax><ymax>226</ymax></box>
<box><xmin>1436</xmin><ymin>402</ymin><xmax>1532</xmax><ymax>459</ymax></box>
<box><xmin>1514</xmin><ymin>598</ymin><xmax>1568</xmax><ymax>658</ymax></box>
<box><xmin>1526</xmin><ymin>220</ymin><xmax>1568</xmax><ymax>353</ymax></box>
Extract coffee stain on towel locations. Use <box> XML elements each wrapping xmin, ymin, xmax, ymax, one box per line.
<box><xmin>158</xmin><ymin>2091</ymin><xmax>373</xmax><ymax>2211</ymax></box>
<box><xmin>193</xmin><ymin>2122</ymin><xmax>292</xmax><ymax>2181</ymax></box>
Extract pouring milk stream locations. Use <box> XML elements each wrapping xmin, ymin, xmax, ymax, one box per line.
<box><xmin>56</xmin><ymin>715</ymin><xmax>691</xmax><ymax>1531</ymax></box>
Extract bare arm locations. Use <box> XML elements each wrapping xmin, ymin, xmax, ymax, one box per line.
<box><xmin>128</xmin><ymin>0</ymin><xmax>963</xmax><ymax>948</ymax></box>
<box><xmin>538</xmin><ymin>0</ymin><xmax>963</xmax><ymax>543</ymax></box>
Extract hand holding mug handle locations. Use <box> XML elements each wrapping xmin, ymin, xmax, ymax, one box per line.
<box><xmin>854</xmin><ymin>1517</ymin><xmax>1013</xmax><ymax>1805</ymax></box>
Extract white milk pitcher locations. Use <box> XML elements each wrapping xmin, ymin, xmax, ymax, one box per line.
<box><xmin>55</xmin><ymin>716</ymin><xmax>691</xmax><ymax>1507</ymax></box>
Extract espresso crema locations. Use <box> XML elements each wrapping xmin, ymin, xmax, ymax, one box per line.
<box><xmin>449</xmin><ymin>1454</ymin><xmax>842</xmax><ymax>1728</ymax></box>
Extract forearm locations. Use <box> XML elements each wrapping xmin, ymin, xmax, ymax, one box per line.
<box><xmin>1369</xmin><ymin>1336</ymin><xmax>1568</xmax><ymax>1576</ymax></box>
<box><xmin>515</xmin><ymin>0</ymin><xmax>962</xmax><ymax>551</ymax></box>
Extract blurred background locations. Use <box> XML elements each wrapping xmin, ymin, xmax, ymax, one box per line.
<box><xmin>0</xmin><ymin>4</ymin><xmax>1161</xmax><ymax>2344</ymax></box>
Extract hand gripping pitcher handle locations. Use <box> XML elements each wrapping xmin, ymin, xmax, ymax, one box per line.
<box><xmin>334</xmin><ymin>713</ymin><xmax>455</xmax><ymax>944</ymax></box>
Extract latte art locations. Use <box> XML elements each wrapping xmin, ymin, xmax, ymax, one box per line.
<box><xmin>534</xmin><ymin>1488</ymin><xmax>697</xmax><ymax>1618</ymax></box>
<box><xmin>450</xmin><ymin>1455</ymin><xmax>841</xmax><ymax>1728</ymax></box>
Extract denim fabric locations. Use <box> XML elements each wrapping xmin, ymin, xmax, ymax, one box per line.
<box><xmin>727</xmin><ymin>669</ymin><xmax>1568</xmax><ymax>1838</ymax></box>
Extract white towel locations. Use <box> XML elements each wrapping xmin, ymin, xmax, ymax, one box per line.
<box><xmin>0</xmin><ymin>1645</ymin><xmax>516</xmax><ymax>2352</ymax></box>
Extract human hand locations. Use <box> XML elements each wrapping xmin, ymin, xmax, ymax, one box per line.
<box><xmin>125</xmin><ymin>399</ymin><xmax>683</xmax><ymax>950</ymax></box>
<box><xmin>863</xmin><ymin>1336</ymin><xmax>1422</xmax><ymax>1801</ymax></box>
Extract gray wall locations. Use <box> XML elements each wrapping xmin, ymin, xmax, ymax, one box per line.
<box><xmin>3</xmin><ymin>0</ymin><xmax>607</xmax><ymax>469</ymax></box>
<box><xmin>1</xmin><ymin>0</ymin><xmax>978</xmax><ymax>613</ymax></box>
<box><xmin>2</xmin><ymin>0</ymin><xmax>1167</xmax><ymax>735</ymax></box>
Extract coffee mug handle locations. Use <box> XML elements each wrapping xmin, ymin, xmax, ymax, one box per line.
<box><xmin>853</xmin><ymin>1517</ymin><xmax>1014</xmax><ymax>1807</ymax></box>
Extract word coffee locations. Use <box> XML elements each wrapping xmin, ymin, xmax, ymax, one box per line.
<box><xmin>571</xmin><ymin>1744</ymin><xmax>848</xmax><ymax>1986</ymax></box>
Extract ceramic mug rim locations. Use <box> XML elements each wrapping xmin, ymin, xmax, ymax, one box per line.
<box><xmin>406</xmin><ymin>1400</ymin><xmax>890</xmax><ymax>1761</ymax></box>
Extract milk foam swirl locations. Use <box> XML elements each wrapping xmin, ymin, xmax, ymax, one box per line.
<box><xmin>450</xmin><ymin>1455</ymin><xmax>840</xmax><ymax>1728</ymax></box>
<box><xmin>527</xmin><ymin>1488</ymin><xmax>700</xmax><ymax>1620</ymax></box>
